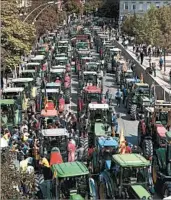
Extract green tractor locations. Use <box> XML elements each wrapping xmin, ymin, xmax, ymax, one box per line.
<box><xmin>120</xmin><ymin>69</ymin><xmax>134</xmax><ymax>88</ymax></box>
<box><xmin>2</xmin><ymin>87</ymin><xmax>34</xmax><ymax>112</ymax></box>
<box><xmin>20</xmin><ymin>69</ymin><xmax>37</xmax><ymax>80</ymax></box>
<box><xmin>44</xmin><ymin>162</ymin><xmax>98</xmax><ymax>200</ymax></box>
<box><xmin>152</xmin><ymin>131</ymin><xmax>171</xmax><ymax>198</ymax></box>
<box><xmin>99</xmin><ymin>154</ymin><xmax>153</xmax><ymax>199</ymax></box>
<box><xmin>1</xmin><ymin>99</ymin><xmax>22</xmax><ymax>131</ymax></box>
<box><xmin>125</xmin><ymin>83</ymin><xmax>151</xmax><ymax>120</ymax></box>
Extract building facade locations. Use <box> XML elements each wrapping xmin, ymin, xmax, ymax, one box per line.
<box><xmin>119</xmin><ymin>0</ymin><xmax>171</xmax><ymax>21</ymax></box>
<box><xmin>16</xmin><ymin>0</ymin><xmax>32</xmax><ymax>8</ymax></box>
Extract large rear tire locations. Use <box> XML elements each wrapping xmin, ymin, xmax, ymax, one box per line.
<box><xmin>162</xmin><ymin>182</ymin><xmax>171</xmax><ymax>198</ymax></box>
<box><xmin>130</xmin><ymin>104</ymin><xmax>137</xmax><ymax>120</ymax></box>
<box><xmin>142</xmin><ymin>139</ymin><xmax>153</xmax><ymax>160</ymax></box>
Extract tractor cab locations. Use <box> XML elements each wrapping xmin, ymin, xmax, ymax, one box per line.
<box><xmin>11</xmin><ymin>78</ymin><xmax>37</xmax><ymax>99</ymax></box>
<box><xmin>90</xmin><ymin>52</ymin><xmax>100</xmax><ymax>62</ymax></box>
<box><xmin>20</xmin><ymin>69</ymin><xmax>37</xmax><ymax>79</ymax></box>
<box><xmin>84</xmin><ymin>62</ymin><xmax>101</xmax><ymax>72</ymax></box>
<box><xmin>2</xmin><ymin>87</ymin><xmax>28</xmax><ymax>112</ymax></box>
<box><xmin>120</xmin><ymin>69</ymin><xmax>134</xmax><ymax>88</ymax></box>
<box><xmin>41</xmin><ymin>128</ymin><xmax>69</xmax><ymax>161</ymax></box>
<box><xmin>36</xmin><ymin>44</ymin><xmax>50</xmax><ymax>57</ymax></box>
<box><xmin>83</xmin><ymin>86</ymin><xmax>102</xmax><ymax>104</ymax></box>
<box><xmin>80</xmin><ymin>57</ymin><xmax>92</xmax><ymax>67</ymax></box>
<box><xmin>99</xmin><ymin>154</ymin><xmax>152</xmax><ymax>199</ymax></box>
<box><xmin>49</xmin><ymin>68</ymin><xmax>65</xmax><ymax>83</ymax></box>
<box><xmin>53</xmin><ymin>56</ymin><xmax>69</xmax><ymax>71</ymax></box>
<box><xmin>30</xmin><ymin>55</ymin><xmax>47</xmax><ymax>72</ymax></box>
<box><xmin>58</xmin><ymin>40</ymin><xmax>69</xmax><ymax>47</ymax></box>
<box><xmin>25</xmin><ymin>62</ymin><xmax>40</xmax><ymax>70</ymax></box>
<box><xmin>50</xmin><ymin>162</ymin><xmax>97</xmax><ymax>200</ymax></box>
<box><xmin>81</xmin><ymin>71</ymin><xmax>98</xmax><ymax>88</ymax></box>
<box><xmin>57</xmin><ymin>45</ymin><xmax>68</xmax><ymax>55</ymax></box>
<box><xmin>76</xmin><ymin>42</ymin><xmax>89</xmax><ymax>50</ymax></box>
<box><xmin>0</xmin><ymin>99</ymin><xmax>22</xmax><ymax>131</ymax></box>
<box><xmin>143</xmin><ymin>102</ymin><xmax>171</xmax><ymax>147</ymax></box>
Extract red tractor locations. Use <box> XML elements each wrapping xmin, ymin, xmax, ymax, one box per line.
<box><xmin>138</xmin><ymin>100</ymin><xmax>171</xmax><ymax>160</ymax></box>
<box><xmin>77</xmin><ymin>85</ymin><xmax>106</xmax><ymax>118</ymax></box>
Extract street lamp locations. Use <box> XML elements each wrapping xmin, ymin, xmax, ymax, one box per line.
<box><xmin>23</xmin><ymin>1</ymin><xmax>55</xmax><ymax>22</ymax></box>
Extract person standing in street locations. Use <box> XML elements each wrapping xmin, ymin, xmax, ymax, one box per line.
<box><xmin>159</xmin><ymin>56</ymin><xmax>164</xmax><ymax>70</ymax></box>
<box><xmin>115</xmin><ymin>89</ymin><xmax>122</xmax><ymax>107</ymax></box>
<box><xmin>152</xmin><ymin>62</ymin><xmax>156</xmax><ymax>77</ymax></box>
<box><xmin>140</xmin><ymin>50</ymin><xmax>144</xmax><ymax>65</ymax></box>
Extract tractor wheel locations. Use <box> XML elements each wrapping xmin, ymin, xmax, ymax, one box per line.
<box><xmin>137</xmin><ymin>122</ymin><xmax>143</xmax><ymax>146</ymax></box>
<box><xmin>142</xmin><ymin>139</ymin><xmax>153</xmax><ymax>160</ymax></box>
<box><xmin>65</xmin><ymin>89</ymin><xmax>70</xmax><ymax>104</ymax></box>
<box><xmin>162</xmin><ymin>182</ymin><xmax>171</xmax><ymax>198</ymax></box>
<box><xmin>152</xmin><ymin>156</ymin><xmax>159</xmax><ymax>185</ymax></box>
<box><xmin>130</xmin><ymin>104</ymin><xmax>137</xmax><ymax>120</ymax></box>
<box><xmin>99</xmin><ymin>182</ymin><xmax>109</xmax><ymax>199</ymax></box>
<box><xmin>127</xmin><ymin>98</ymin><xmax>132</xmax><ymax>113</ymax></box>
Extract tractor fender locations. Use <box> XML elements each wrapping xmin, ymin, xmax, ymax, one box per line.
<box><xmin>89</xmin><ymin>178</ymin><xmax>98</xmax><ymax>199</ymax></box>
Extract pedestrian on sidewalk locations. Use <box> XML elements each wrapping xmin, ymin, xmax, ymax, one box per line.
<box><xmin>152</xmin><ymin>62</ymin><xmax>156</xmax><ymax>77</ymax></box>
<box><xmin>115</xmin><ymin>88</ymin><xmax>122</xmax><ymax>107</ymax></box>
<box><xmin>140</xmin><ymin>50</ymin><xmax>144</xmax><ymax>65</ymax></box>
<box><xmin>159</xmin><ymin>56</ymin><xmax>164</xmax><ymax>70</ymax></box>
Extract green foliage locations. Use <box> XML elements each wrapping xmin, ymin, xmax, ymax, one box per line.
<box><xmin>84</xmin><ymin>0</ymin><xmax>102</xmax><ymax>13</ymax></box>
<box><xmin>121</xmin><ymin>6</ymin><xmax>171</xmax><ymax>49</ymax></box>
<box><xmin>1</xmin><ymin>150</ymin><xmax>35</xmax><ymax>200</ymax></box>
<box><xmin>1</xmin><ymin>1</ymin><xmax>36</xmax><ymax>69</ymax></box>
<box><xmin>64</xmin><ymin>0</ymin><xmax>82</xmax><ymax>14</ymax></box>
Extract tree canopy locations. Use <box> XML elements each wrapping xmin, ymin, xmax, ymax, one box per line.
<box><xmin>121</xmin><ymin>5</ymin><xmax>171</xmax><ymax>49</ymax></box>
<box><xmin>63</xmin><ymin>0</ymin><xmax>83</xmax><ymax>14</ymax></box>
<box><xmin>1</xmin><ymin>0</ymin><xmax>36</xmax><ymax>70</ymax></box>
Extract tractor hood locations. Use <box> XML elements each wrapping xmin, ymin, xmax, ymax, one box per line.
<box><xmin>130</xmin><ymin>185</ymin><xmax>152</xmax><ymax>199</ymax></box>
<box><xmin>126</xmin><ymin>78</ymin><xmax>140</xmax><ymax>83</ymax></box>
<box><xmin>70</xmin><ymin>194</ymin><xmax>84</xmax><ymax>200</ymax></box>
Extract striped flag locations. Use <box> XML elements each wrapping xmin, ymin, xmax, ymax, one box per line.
<box><xmin>119</xmin><ymin>128</ymin><xmax>126</xmax><ymax>154</ymax></box>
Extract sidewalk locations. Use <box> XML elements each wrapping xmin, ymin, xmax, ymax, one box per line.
<box><xmin>121</xmin><ymin>41</ymin><xmax>171</xmax><ymax>89</ymax></box>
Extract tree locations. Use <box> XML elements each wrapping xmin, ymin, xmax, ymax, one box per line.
<box><xmin>63</xmin><ymin>0</ymin><xmax>82</xmax><ymax>14</ymax></box>
<box><xmin>1</xmin><ymin>0</ymin><xmax>36</xmax><ymax>70</ymax></box>
<box><xmin>1</xmin><ymin>149</ymin><xmax>35</xmax><ymax>200</ymax></box>
<box><xmin>84</xmin><ymin>0</ymin><xmax>103</xmax><ymax>14</ymax></box>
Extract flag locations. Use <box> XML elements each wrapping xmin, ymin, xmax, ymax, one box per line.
<box><xmin>44</xmin><ymin>97</ymin><xmax>48</xmax><ymax>112</ymax></box>
<box><xmin>119</xmin><ymin>128</ymin><xmax>126</xmax><ymax>154</ymax></box>
<box><xmin>140</xmin><ymin>73</ymin><xmax>143</xmax><ymax>83</ymax></box>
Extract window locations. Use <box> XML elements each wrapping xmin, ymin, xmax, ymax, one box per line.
<box><xmin>156</xmin><ymin>2</ymin><xmax>160</xmax><ymax>8</ymax></box>
<box><xmin>124</xmin><ymin>2</ymin><xmax>128</xmax><ymax>10</ymax></box>
<box><xmin>132</xmin><ymin>3</ymin><xmax>136</xmax><ymax>10</ymax></box>
<box><xmin>147</xmin><ymin>2</ymin><xmax>151</xmax><ymax>10</ymax></box>
<box><xmin>139</xmin><ymin>2</ymin><xmax>143</xmax><ymax>11</ymax></box>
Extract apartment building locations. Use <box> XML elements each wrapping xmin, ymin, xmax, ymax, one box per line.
<box><xmin>16</xmin><ymin>0</ymin><xmax>32</xmax><ymax>8</ymax></box>
<box><xmin>119</xmin><ymin>0</ymin><xmax>171</xmax><ymax>21</ymax></box>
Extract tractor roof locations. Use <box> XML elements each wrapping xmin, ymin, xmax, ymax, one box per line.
<box><xmin>51</xmin><ymin>161</ymin><xmax>89</xmax><ymax>178</ymax></box>
<box><xmin>81</xmin><ymin>57</ymin><xmax>92</xmax><ymax>60</ymax></box>
<box><xmin>56</xmin><ymin>53</ymin><xmax>67</xmax><ymax>57</ymax></box>
<box><xmin>84</xmin><ymin>86</ymin><xmax>101</xmax><ymax>93</ymax></box>
<box><xmin>58</xmin><ymin>40</ymin><xmax>69</xmax><ymax>43</ymax></box>
<box><xmin>52</xmin><ymin>65</ymin><xmax>66</xmax><ymax>69</ymax></box>
<box><xmin>3</xmin><ymin>87</ymin><xmax>24</xmax><ymax>93</ymax></box>
<box><xmin>31</xmin><ymin>55</ymin><xmax>45</xmax><ymax>61</ymax></box>
<box><xmin>42</xmin><ymin>89</ymin><xmax>60</xmax><ymax>93</ymax></box>
<box><xmin>125</xmin><ymin>69</ymin><xmax>133</xmax><ymax>73</ymax></box>
<box><xmin>58</xmin><ymin>45</ymin><xmax>68</xmax><ymax>48</ymax></box>
<box><xmin>41</xmin><ymin>109</ymin><xmax>58</xmax><ymax>117</ymax></box>
<box><xmin>21</xmin><ymin>69</ymin><xmax>36</xmax><ymax>73</ymax></box>
<box><xmin>77</xmin><ymin>50</ymin><xmax>90</xmax><ymax>54</ymax></box>
<box><xmin>50</xmin><ymin>68</ymin><xmax>65</xmax><ymax>73</ymax></box>
<box><xmin>41</xmin><ymin>128</ymin><xmax>69</xmax><ymax>137</ymax></box>
<box><xmin>83</xmin><ymin>71</ymin><xmax>97</xmax><ymax>75</ymax></box>
<box><xmin>135</xmin><ymin>83</ymin><xmax>149</xmax><ymax>87</ymax></box>
<box><xmin>110</xmin><ymin>48</ymin><xmax>121</xmax><ymax>52</ymax></box>
<box><xmin>0</xmin><ymin>99</ymin><xmax>15</xmax><ymax>105</ymax></box>
<box><xmin>55</xmin><ymin>57</ymin><xmax>68</xmax><ymax>60</ymax></box>
<box><xmin>26</xmin><ymin>62</ymin><xmax>40</xmax><ymax>66</ymax></box>
<box><xmin>98</xmin><ymin>136</ymin><xmax>118</xmax><ymax>147</ymax></box>
<box><xmin>88</xmin><ymin>103</ymin><xmax>109</xmax><ymax>110</ymax></box>
<box><xmin>112</xmin><ymin>154</ymin><xmax>150</xmax><ymax>167</ymax></box>
<box><xmin>11</xmin><ymin>78</ymin><xmax>33</xmax><ymax>82</ymax></box>
<box><xmin>86</xmin><ymin>62</ymin><xmax>98</xmax><ymax>66</ymax></box>
<box><xmin>46</xmin><ymin>82</ymin><xmax>61</xmax><ymax>87</ymax></box>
